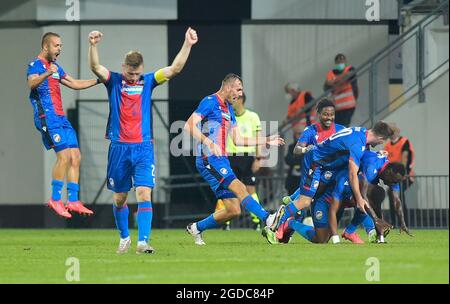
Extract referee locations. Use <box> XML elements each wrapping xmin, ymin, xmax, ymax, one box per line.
<box><xmin>215</xmin><ymin>93</ymin><xmax>263</xmax><ymax>231</ymax></box>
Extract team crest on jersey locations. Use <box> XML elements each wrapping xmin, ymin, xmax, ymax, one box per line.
<box><xmin>313</xmin><ymin>180</ymin><xmax>319</xmax><ymax>189</ymax></box>
<box><xmin>315</xmin><ymin>210</ymin><xmax>323</xmax><ymax>220</ymax></box>
<box><xmin>53</xmin><ymin>134</ymin><xmax>61</xmax><ymax>143</ymax></box>
<box><xmin>324</xmin><ymin>171</ymin><xmax>333</xmax><ymax>180</ymax></box>
<box><xmin>220</xmin><ymin>168</ymin><xmax>228</xmax><ymax>175</ymax></box>
<box><xmin>109</xmin><ymin>178</ymin><xmax>115</xmax><ymax>188</ymax></box>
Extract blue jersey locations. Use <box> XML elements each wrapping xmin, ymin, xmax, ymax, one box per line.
<box><xmin>311</xmin><ymin>127</ymin><xmax>368</xmax><ymax>170</ymax></box>
<box><xmin>298</xmin><ymin>122</ymin><xmax>346</xmax><ymax>146</ymax></box>
<box><xmin>27</xmin><ymin>57</ymin><xmax>67</xmax><ymax>117</ymax></box>
<box><xmin>104</xmin><ymin>71</ymin><xmax>161</xmax><ymax>143</ymax></box>
<box><xmin>360</xmin><ymin>150</ymin><xmax>401</xmax><ymax>191</ymax></box>
<box><xmin>194</xmin><ymin>94</ymin><xmax>237</xmax><ymax>157</ymax></box>
<box><xmin>331</xmin><ymin>170</ymin><xmax>353</xmax><ymax>202</ymax></box>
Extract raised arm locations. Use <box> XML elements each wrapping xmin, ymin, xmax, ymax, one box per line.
<box><xmin>158</xmin><ymin>27</ymin><xmax>198</xmax><ymax>81</ymax></box>
<box><xmin>61</xmin><ymin>74</ymin><xmax>98</xmax><ymax>90</ymax></box>
<box><xmin>88</xmin><ymin>30</ymin><xmax>109</xmax><ymax>82</ymax></box>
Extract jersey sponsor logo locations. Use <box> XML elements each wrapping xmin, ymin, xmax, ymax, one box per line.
<box><xmin>53</xmin><ymin>134</ymin><xmax>61</xmax><ymax>143</ymax></box>
<box><xmin>220</xmin><ymin>168</ymin><xmax>228</xmax><ymax>175</ymax></box>
<box><xmin>51</xmin><ymin>72</ymin><xmax>60</xmax><ymax>80</ymax></box>
<box><xmin>315</xmin><ymin>210</ymin><xmax>323</xmax><ymax>220</ymax></box>
<box><xmin>222</xmin><ymin>112</ymin><xmax>231</xmax><ymax>121</ymax></box>
<box><xmin>122</xmin><ymin>85</ymin><xmax>143</xmax><ymax>95</ymax></box>
<box><xmin>324</xmin><ymin>171</ymin><xmax>333</xmax><ymax>180</ymax></box>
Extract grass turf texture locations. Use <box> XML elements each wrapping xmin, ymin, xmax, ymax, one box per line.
<box><xmin>0</xmin><ymin>229</ymin><xmax>447</xmax><ymax>284</ymax></box>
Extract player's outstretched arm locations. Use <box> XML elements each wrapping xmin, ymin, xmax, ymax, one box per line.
<box><xmin>61</xmin><ymin>75</ymin><xmax>99</xmax><ymax>90</ymax></box>
<box><xmin>390</xmin><ymin>189</ymin><xmax>413</xmax><ymax>236</ymax></box>
<box><xmin>231</xmin><ymin>127</ymin><xmax>285</xmax><ymax>147</ymax></box>
<box><xmin>184</xmin><ymin>113</ymin><xmax>222</xmax><ymax>157</ymax></box>
<box><xmin>157</xmin><ymin>27</ymin><xmax>198</xmax><ymax>81</ymax></box>
<box><xmin>88</xmin><ymin>30</ymin><xmax>109</xmax><ymax>82</ymax></box>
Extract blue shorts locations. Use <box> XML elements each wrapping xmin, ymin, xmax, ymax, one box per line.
<box><xmin>299</xmin><ymin>151</ymin><xmax>323</xmax><ymax>198</ymax></box>
<box><xmin>34</xmin><ymin>114</ymin><xmax>79</xmax><ymax>152</ymax></box>
<box><xmin>312</xmin><ymin>194</ymin><xmax>331</xmax><ymax>229</ymax></box>
<box><xmin>196</xmin><ymin>156</ymin><xmax>237</xmax><ymax>200</ymax></box>
<box><xmin>107</xmin><ymin>142</ymin><xmax>155</xmax><ymax>193</ymax></box>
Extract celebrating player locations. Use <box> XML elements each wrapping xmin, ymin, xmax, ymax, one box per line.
<box><xmin>88</xmin><ymin>28</ymin><xmax>198</xmax><ymax>254</ymax></box>
<box><xmin>184</xmin><ymin>74</ymin><xmax>285</xmax><ymax>245</ymax></box>
<box><xmin>27</xmin><ymin>32</ymin><xmax>99</xmax><ymax>219</ymax></box>
<box><xmin>266</xmin><ymin>121</ymin><xmax>394</xmax><ymax>243</ymax></box>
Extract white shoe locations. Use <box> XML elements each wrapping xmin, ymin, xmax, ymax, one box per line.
<box><xmin>268</xmin><ymin>205</ymin><xmax>286</xmax><ymax>231</ymax></box>
<box><xmin>136</xmin><ymin>241</ymin><xmax>155</xmax><ymax>254</ymax></box>
<box><xmin>116</xmin><ymin>236</ymin><xmax>131</xmax><ymax>254</ymax></box>
<box><xmin>187</xmin><ymin>223</ymin><xmax>206</xmax><ymax>245</ymax></box>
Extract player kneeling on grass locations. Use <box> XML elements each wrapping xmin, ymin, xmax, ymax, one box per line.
<box><xmin>88</xmin><ymin>28</ymin><xmax>198</xmax><ymax>254</ymax></box>
<box><xmin>184</xmin><ymin>74</ymin><xmax>285</xmax><ymax>245</ymax></box>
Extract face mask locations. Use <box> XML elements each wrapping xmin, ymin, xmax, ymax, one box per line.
<box><xmin>335</xmin><ymin>63</ymin><xmax>346</xmax><ymax>71</ymax></box>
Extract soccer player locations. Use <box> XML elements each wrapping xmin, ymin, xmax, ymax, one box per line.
<box><xmin>215</xmin><ymin>92</ymin><xmax>264</xmax><ymax>231</ymax></box>
<box><xmin>27</xmin><ymin>32</ymin><xmax>99</xmax><ymax>219</ymax></box>
<box><xmin>282</xmin><ymin>98</ymin><xmax>346</xmax><ymax>205</ymax></box>
<box><xmin>266</xmin><ymin>121</ymin><xmax>394</xmax><ymax>242</ymax></box>
<box><xmin>88</xmin><ymin>28</ymin><xmax>198</xmax><ymax>254</ymax></box>
<box><xmin>184</xmin><ymin>74</ymin><xmax>285</xmax><ymax>245</ymax></box>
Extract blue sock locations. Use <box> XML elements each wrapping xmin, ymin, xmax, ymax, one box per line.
<box><xmin>241</xmin><ymin>195</ymin><xmax>269</xmax><ymax>222</ymax></box>
<box><xmin>67</xmin><ymin>182</ymin><xmax>79</xmax><ymax>203</ymax></box>
<box><xmin>280</xmin><ymin>202</ymin><xmax>300</xmax><ymax>224</ymax></box>
<box><xmin>197</xmin><ymin>214</ymin><xmax>220</xmax><ymax>232</ymax></box>
<box><xmin>289</xmin><ymin>219</ymin><xmax>316</xmax><ymax>242</ymax></box>
<box><xmin>362</xmin><ymin>214</ymin><xmax>376</xmax><ymax>234</ymax></box>
<box><xmin>346</xmin><ymin>209</ymin><xmax>364</xmax><ymax>234</ymax></box>
<box><xmin>113</xmin><ymin>204</ymin><xmax>129</xmax><ymax>239</ymax></box>
<box><xmin>137</xmin><ymin>202</ymin><xmax>153</xmax><ymax>242</ymax></box>
<box><xmin>51</xmin><ymin>180</ymin><xmax>64</xmax><ymax>201</ymax></box>
<box><xmin>290</xmin><ymin>188</ymin><xmax>301</xmax><ymax>202</ymax></box>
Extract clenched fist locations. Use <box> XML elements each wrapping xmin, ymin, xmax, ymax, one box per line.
<box><xmin>89</xmin><ymin>30</ymin><xmax>103</xmax><ymax>46</ymax></box>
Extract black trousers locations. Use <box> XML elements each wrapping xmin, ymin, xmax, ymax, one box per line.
<box><xmin>335</xmin><ymin>108</ymin><xmax>355</xmax><ymax>127</ymax></box>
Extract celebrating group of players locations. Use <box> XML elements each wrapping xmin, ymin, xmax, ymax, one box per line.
<box><xmin>26</xmin><ymin>27</ymin><xmax>411</xmax><ymax>255</ymax></box>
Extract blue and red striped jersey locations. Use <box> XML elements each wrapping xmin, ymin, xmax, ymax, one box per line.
<box><xmin>195</xmin><ymin>94</ymin><xmax>237</xmax><ymax>157</ymax></box>
<box><xmin>27</xmin><ymin>57</ymin><xmax>67</xmax><ymax>116</ymax></box>
<box><xmin>298</xmin><ymin>122</ymin><xmax>346</xmax><ymax>146</ymax></box>
<box><xmin>104</xmin><ymin>71</ymin><xmax>161</xmax><ymax>143</ymax></box>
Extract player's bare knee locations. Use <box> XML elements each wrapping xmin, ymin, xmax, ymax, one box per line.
<box><xmin>136</xmin><ymin>187</ymin><xmax>151</xmax><ymax>202</ymax></box>
<box><xmin>113</xmin><ymin>193</ymin><xmax>127</xmax><ymax>206</ymax></box>
<box><xmin>70</xmin><ymin>150</ymin><xmax>81</xmax><ymax>168</ymax></box>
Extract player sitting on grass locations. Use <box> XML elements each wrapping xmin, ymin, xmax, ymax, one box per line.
<box><xmin>184</xmin><ymin>74</ymin><xmax>285</xmax><ymax>245</ymax></box>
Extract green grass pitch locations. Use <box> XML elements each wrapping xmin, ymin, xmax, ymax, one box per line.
<box><xmin>0</xmin><ymin>229</ymin><xmax>447</xmax><ymax>284</ymax></box>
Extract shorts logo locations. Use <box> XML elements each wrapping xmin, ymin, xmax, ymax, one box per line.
<box><xmin>324</xmin><ymin>171</ymin><xmax>333</xmax><ymax>180</ymax></box>
<box><xmin>220</xmin><ymin>168</ymin><xmax>228</xmax><ymax>175</ymax></box>
<box><xmin>313</xmin><ymin>180</ymin><xmax>320</xmax><ymax>189</ymax></box>
<box><xmin>53</xmin><ymin>134</ymin><xmax>61</xmax><ymax>143</ymax></box>
<box><xmin>109</xmin><ymin>178</ymin><xmax>115</xmax><ymax>187</ymax></box>
<box><xmin>315</xmin><ymin>210</ymin><xmax>323</xmax><ymax>220</ymax></box>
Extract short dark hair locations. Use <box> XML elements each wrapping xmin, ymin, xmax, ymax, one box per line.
<box><xmin>239</xmin><ymin>92</ymin><xmax>246</xmax><ymax>103</ymax></box>
<box><xmin>42</xmin><ymin>32</ymin><xmax>60</xmax><ymax>48</ymax></box>
<box><xmin>316</xmin><ymin>98</ymin><xmax>335</xmax><ymax>113</ymax></box>
<box><xmin>334</xmin><ymin>53</ymin><xmax>346</xmax><ymax>63</ymax></box>
<box><xmin>372</xmin><ymin>121</ymin><xmax>394</xmax><ymax>139</ymax></box>
<box><xmin>125</xmin><ymin>51</ymin><xmax>144</xmax><ymax>69</ymax></box>
<box><xmin>222</xmin><ymin>73</ymin><xmax>242</xmax><ymax>85</ymax></box>
<box><xmin>386</xmin><ymin>162</ymin><xmax>406</xmax><ymax>176</ymax></box>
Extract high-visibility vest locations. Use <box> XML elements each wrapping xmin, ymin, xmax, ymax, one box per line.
<box><xmin>326</xmin><ymin>65</ymin><xmax>356</xmax><ymax>111</ymax></box>
<box><xmin>384</xmin><ymin>136</ymin><xmax>415</xmax><ymax>179</ymax></box>
<box><xmin>287</xmin><ymin>91</ymin><xmax>315</xmax><ymax>129</ymax></box>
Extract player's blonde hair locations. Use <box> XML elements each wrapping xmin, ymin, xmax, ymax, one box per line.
<box><xmin>124</xmin><ymin>51</ymin><xmax>144</xmax><ymax>69</ymax></box>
